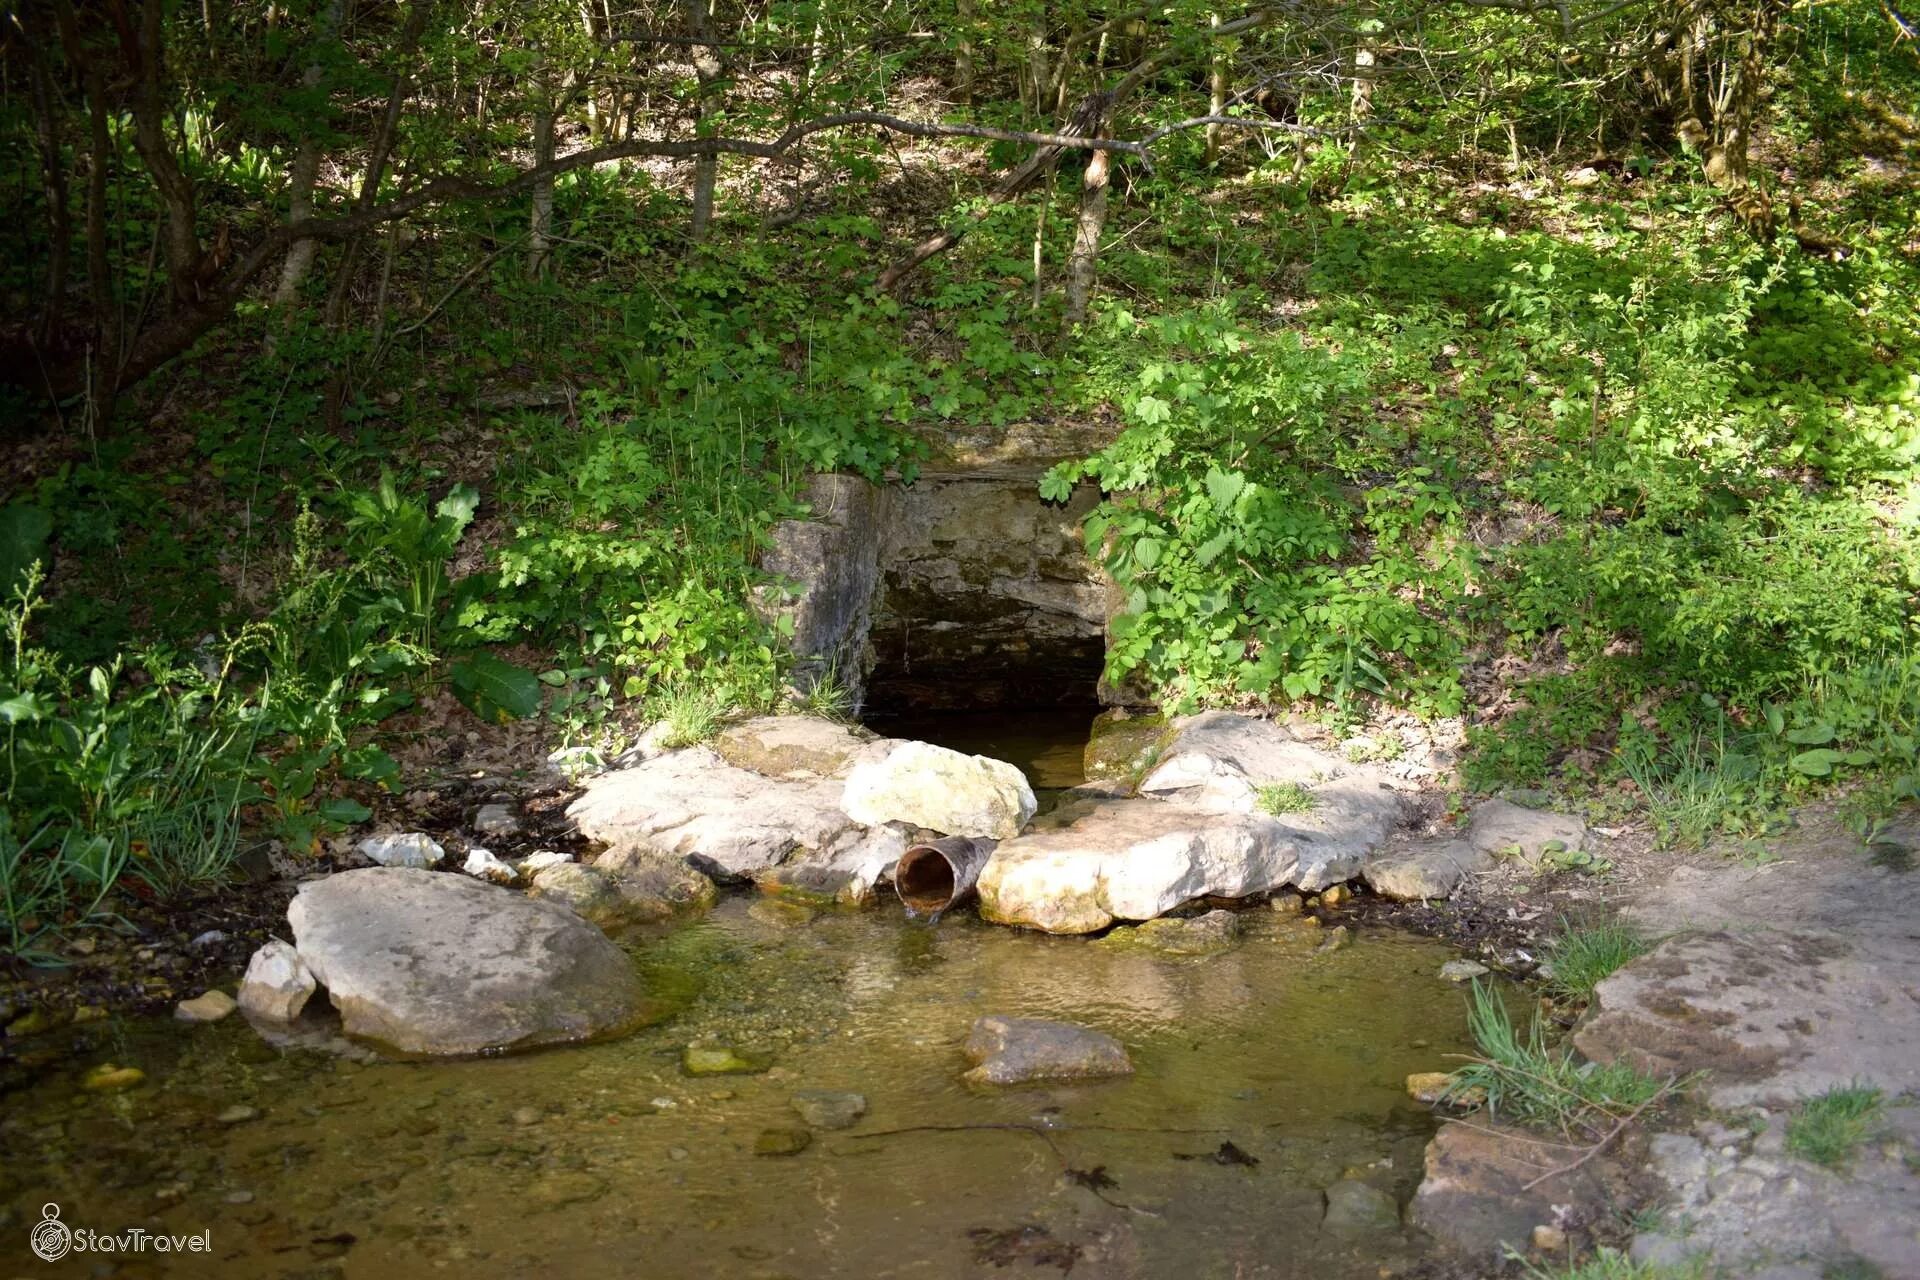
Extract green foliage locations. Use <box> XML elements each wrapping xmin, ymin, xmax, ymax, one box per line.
<box><xmin>1543</xmin><ymin>919</ymin><xmax>1650</xmax><ymax>1003</ymax></box>
<box><xmin>1449</xmin><ymin>980</ymin><xmax>1674</xmax><ymax>1135</ymax></box>
<box><xmin>1786</xmin><ymin>1084</ymin><xmax>1886</xmax><ymax>1168</ymax></box>
<box><xmin>1256</xmin><ymin>782</ymin><xmax>1316</xmax><ymax>815</ymax></box>
<box><xmin>1514</xmin><ymin>1248</ymin><xmax>1708</xmax><ymax>1280</ymax></box>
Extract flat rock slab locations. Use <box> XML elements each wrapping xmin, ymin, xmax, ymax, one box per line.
<box><xmin>713</xmin><ymin>715</ymin><xmax>873</xmax><ymax>780</ymax></box>
<box><xmin>1408</xmin><ymin>1120</ymin><xmax>1615</xmax><ymax>1262</ymax></box>
<box><xmin>286</xmin><ymin>869</ymin><xmax>648</xmax><ymax>1057</ymax></box>
<box><xmin>1630</xmin><ymin>1113</ymin><xmax>1920</xmax><ymax>1278</ymax></box>
<box><xmin>1574</xmin><ymin>928</ymin><xmax>1920</xmax><ymax>1108</ymax></box>
<box><xmin>977</xmin><ymin>797</ymin><xmax>1374</xmax><ymax>934</ymax></box>
<box><xmin>1139</xmin><ymin>711</ymin><xmax>1402</xmax><ymax>833</ymax></box>
<box><xmin>963</xmin><ymin>1015</ymin><xmax>1133</xmax><ymax>1086</ymax></box>
<box><xmin>1465</xmin><ymin>798</ymin><xmax>1587</xmax><ymax>858</ymax></box>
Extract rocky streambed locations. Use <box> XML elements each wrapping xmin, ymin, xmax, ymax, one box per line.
<box><xmin>6</xmin><ymin>707</ymin><xmax>1918</xmax><ymax>1278</ymax></box>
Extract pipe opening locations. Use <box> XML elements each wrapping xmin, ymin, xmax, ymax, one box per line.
<box><xmin>895</xmin><ymin>847</ymin><xmax>958</xmax><ymax>915</ymax></box>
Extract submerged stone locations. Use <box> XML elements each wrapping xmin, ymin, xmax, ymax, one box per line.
<box><xmin>682</xmin><ymin>1045</ymin><xmax>774</xmax><ymax>1076</ymax></box>
<box><xmin>1322</xmin><ymin>1178</ymin><xmax>1400</xmax><ymax>1236</ymax></box>
<box><xmin>1102</xmin><ymin>909</ymin><xmax>1243</xmax><ymax>956</ymax></box>
<box><xmin>962</xmin><ymin>1015</ymin><xmax>1133</xmax><ymax>1086</ymax></box>
<box><xmin>715</xmin><ymin>716</ymin><xmax>872</xmax><ymax>780</ymax></box>
<box><xmin>174</xmin><ymin>990</ymin><xmax>238</xmax><ymax>1024</ymax></box>
<box><xmin>790</xmin><ymin>1089</ymin><xmax>868</xmax><ymax>1130</ymax></box>
<box><xmin>754</xmin><ymin>1126</ymin><xmax>814</xmax><ymax>1156</ymax></box>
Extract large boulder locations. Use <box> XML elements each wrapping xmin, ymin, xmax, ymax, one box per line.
<box><xmin>568</xmin><ymin>747</ymin><xmax>863</xmax><ymax>879</ymax></box>
<box><xmin>1364</xmin><ymin>840</ymin><xmax>1493</xmax><ymax>901</ymax></box>
<box><xmin>962</xmin><ymin>1015</ymin><xmax>1133</xmax><ymax>1086</ymax></box>
<box><xmin>841</xmin><ymin>740</ymin><xmax>1037</xmax><ymax>840</ymax></box>
<box><xmin>286</xmin><ymin>868</ymin><xmax>648</xmax><ymax>1057</ymax></box>
<box><xmin>978</xmin><ymin>798</ymin><xmax>1376</xmax><ymax>934</ymax></box>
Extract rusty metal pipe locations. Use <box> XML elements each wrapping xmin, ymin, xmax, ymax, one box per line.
<box><xmin>894</xmin><ymin>836</ymin><xmax>993</xmax><ymax>917</ymax></box>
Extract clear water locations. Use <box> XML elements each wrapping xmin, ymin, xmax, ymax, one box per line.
<box><xmin>0</xmin><ymin>900</ymin><xmax>1474</xmax><ymax>1278</ymax></box>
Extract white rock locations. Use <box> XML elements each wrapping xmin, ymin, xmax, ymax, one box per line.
<box><xmin>472</xmin><ymin>802</ymin><xmax>523</xmax><ymax>837</ymax></box>
<box><xmin>569</xmin><ymin>747</ymin><xmax>865</xmax><ymax>879</ymax></box>
<box><xmin>356</xmin><ymin>832</ymin><xmax>445</xmax><ymax>869</ymax></box>
<box><xmin>978</xmin><ymin>798</ymin><xmax>1361</xmax><ymax>934</ymax></box>
<box><xmin>286</xmin><ymin>868</ymin><xmax>647</xmax><ymax>1056</ymax></box>
<box><xmin>237</xmin><ymin>940</ymin><xmax>316</xmax><ymax>1022</ymax></box>
<box><xmin>463</xmin><ymin>846</ymin><xmax>517</xmax><ymax>884</ymax></box>
<box><xmin>841</xmin><ymin>740</ymin><xmax>1036</xmax><ymax>840</ymax></box>
<box><xmin>1439</xmin><ymin>959</ymin><xmax>1491</xmax><ymax>983</ymax></box>
<box><xmin>516</xmin><ymin>850</ymin><xmax>574</xmax><ymax>875</ymax></box>
<box><xmin>1466</xmin><ymin>799</ymin><xmax>1587</xmax><ymax>859</ymax></box>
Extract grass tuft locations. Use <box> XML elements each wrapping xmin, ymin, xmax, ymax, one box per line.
<box><xmin>1786</xmin><ymin>1083</ymin><xmax>1885</xmax><ymax>1168</ymax></box>
<box><xmin>1543</xmin><ymin>918</ymin><xmax>1651</xmax><ymax>1003</ymax></box>
<box><xmin>1256</xmin><ymin>782</ymin><xmax>1316</xmax><ymax>816</ymax></box>
<box><xmin>1448</xmin><ymin>981</ymin><xmax>1676</xmax><ymax>1136</ymax></box>
<box><xmin>1514</xmin><ymin>1247</ymin><xmax>1708</xmax><ymax>1280</ymax></box>
<box><xmin>653</xmin><ymin>682</ymin><xmax>730</xmax><ymax>749</ymax></box>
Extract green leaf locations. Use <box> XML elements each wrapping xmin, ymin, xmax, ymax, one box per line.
<box><xmin>316</xmin><ymin>797</ymin><xmax>373</xmax><ymax>825</ymax></box>
<box><xmin>450</xmin><ymin>653</ymin><xmax>542</xmax><ymax>723</ymax></box>
<box><xmin>0</xmin><ymin>504</ymin><xmax>52</xmax><ymax>594</ymax></box>
<box><xmin>1784</xmin><ymin>723</ymin><xmax>1836</xmax><ymax>745</ymax></box>
<box><xmin>1204</xmin><ymin>467</ymin><xmax>1246</xmax><ymax>512</ymax></box>
<box><xmin>1134</xmin><ymin>537</ymin><xmax>1163</xmax><ymax>570</ymax></box>
<box><xmin>0</xmin><ymin>691</ymin><xmax>49</xmax><ymax>724</ymax></box>
<box><xmin>1790</xmin><ymin>748</ymin><xmax>1844</xmax><ymax>776</ymax></box>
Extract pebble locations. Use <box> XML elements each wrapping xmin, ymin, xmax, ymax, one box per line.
<box><xmin>1319</xmin><ymin>884</ymin><xmax>1350</xmax><ymax>907</ymax></box>
<box><xmin>1315</xmin><ymin>925</ymin><xmax>1353</xmax><ymax>954</ymax></box>
<box><xmin>1531</xmin><ymin>1224</ymin><xmax>1566</xmax><ymax>1251</ymax></box>
<box><xmin>174</xmin><ymin>990</ymin><xmax>239</xmax><ymax>1023</ymax></box>
<box><xmin>189</xmin><ymin>930</ymin><xmax>229</xmax><ymax>948</ymax></box>
<box><xmin>1269</xmin><ymin>894</ymin><xmax>1302</xmax><ymax>915</ymax></box>
<box><xmin>1439</xmin><ymin>959</ymin><xmax>1490</xmax><ymax>983</ymax></box>
<box><xmin>513</xmin><ymin>1107</ymin><xmax>544</xmax><ymax>1127</ymax></box>
<box><xmin>754</xmin><ymin>1126</ymin><xmax>813</xmax><ymax>1157</ymax></box>
<box><xmin>668</xmin><ymin>1147</ymin><xmax>690</xmax><ymax>1161</ymax></box>
<box><xmin>217</xmin><ymin>1105</ymin><xmax>259</xmax><ymax>1125</ymax></box>
<box><xmin>224</xmin><ymin>1190</ymin><xmax>255</xmax><ymax>1205</ymax></box>
<box><xmin>82</xmin><ymin>1064</ymin><xmax>147</xmax><ymax>1093</ymax></box>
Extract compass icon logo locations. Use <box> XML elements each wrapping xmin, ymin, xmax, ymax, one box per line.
<box><xmin>30</xmin><ymin>1203</ymin><xmax>72</xmax><ymax>1261</ymax></box>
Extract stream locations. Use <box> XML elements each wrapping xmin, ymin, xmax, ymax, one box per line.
<box><xmin>0</xmin><ymin>713</ymin><xmax>1480</xmax><ymax>1278</ymax></box>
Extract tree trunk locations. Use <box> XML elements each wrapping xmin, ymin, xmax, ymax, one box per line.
<box><xmin>1064</xmin><ymin>131</ymin><xmax>1111</xmax><ymax>324</ymax></box>
<box><xmin>529</xmin><ymin>100</ymin><xmax>557</xmax><ymax>276</ymax></box>
<box><xmin>274</xmin><ymin>0</ymin><xmax>345</xmax><ymax>309</ymax></box>
<box><xmin>955</xmin><ymin>0</ymin><xmax>976</xmax><ymax>104</ymax></box>
<box><xmin>688</xmin><ymin>0</ymin><xmax>723</xmax><ymax>245</ymax></box>
<box><xmin>1206</xmin><ymin>13</ymin><xmax>1227</xmax><ymax>164</ymax></box>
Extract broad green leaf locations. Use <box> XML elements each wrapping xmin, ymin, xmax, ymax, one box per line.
<box><xmin>1204</xmin><ymin>467</ymin><xmax>1246</xmax><ymax>511</ymax></box>
<box><xmin>1134</xmin><ymin>537</ymin><xmax>1163</xmax><ymax>570</ymax></box>
<box><xmin>1789</xmin><ymin>748</ymin><xmax>1843</xmax><ymax>776</ymax></box>
<box><xmin>316</xmin><ymin>797</ymin><xmax>373</xmax><ymax>825</ymax></box>
<box><xmin>1784</xmin><ymin>723</ymin><xmax>1836</xmax><ymax>745</ymax></box>
<box><xmin>450</xmin><ymin>653</ymin><xmax>542</xmax><ymax>723</ymax></box>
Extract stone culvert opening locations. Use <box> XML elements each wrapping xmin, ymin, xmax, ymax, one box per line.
<box><xmin>758</xmin><ymin>442</ymin><xmax>1132</xmax><ymax>748</ymax></box>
